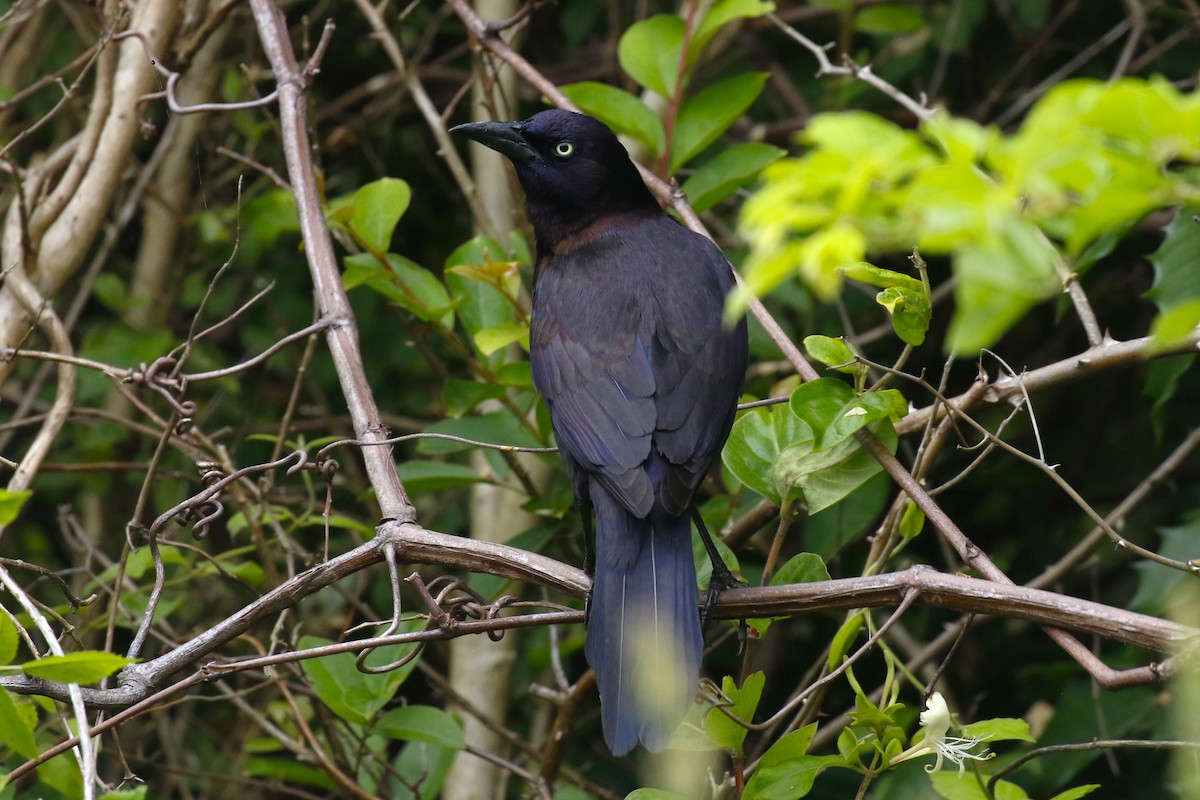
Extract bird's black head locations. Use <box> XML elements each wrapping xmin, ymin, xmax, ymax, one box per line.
<box><xmin>451</xmin><ymin>110</ymin><xmax>660</xmax><ymax>253</ymax></box>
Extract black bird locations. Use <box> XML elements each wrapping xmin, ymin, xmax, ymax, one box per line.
<box><xmin>451</xmin><ymin>110</ymin><xmax>747</xmax><ymax>755</ymax></box>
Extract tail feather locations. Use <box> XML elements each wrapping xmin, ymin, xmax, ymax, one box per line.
<box><xmin>585</xmin><ymin>481</ymin><xmax>702</xmax><ymax>755</ymax></box>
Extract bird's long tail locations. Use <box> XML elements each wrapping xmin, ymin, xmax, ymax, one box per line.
<box><xmin>585</xmin><ymin>481</ymin><xmax>702</xmax><ymax>755</ymax></box>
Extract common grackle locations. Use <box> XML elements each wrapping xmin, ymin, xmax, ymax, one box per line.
<box><xmin>451</xmin><ymin>110</ymin><xmax>747</xmax><ymax>755</ymax></box>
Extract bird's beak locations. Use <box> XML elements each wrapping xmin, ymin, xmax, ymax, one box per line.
<box><xmin>449</xmin><ymin>120</ymin><xmax>540</xmax><ymax>165</ymax></box>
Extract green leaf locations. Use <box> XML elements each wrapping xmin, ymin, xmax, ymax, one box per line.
<box><xmin>391</xmin><ymin>740</ymin><xmax>456</xmax><ymax>799</ymax></box>
<box><xmin>1146</xmin><ymin>210</ymin><xmax>1200</xmax><ymax>347</ymax></box>
<box><xmin>374</xmin><ymin>705</ymin><xmax>466</xmax><ymax>749</ymax></box>
<box><xmin>772</xmin><ymin>418</ymin><xmax>896</xmax><ymax>514</ymax></box>
<box><xmin>299</xmin><ymin>630</ymin><xmax>422</xmax><ymax>725</ymax></box>
<box><xmin>344</xmin><ymin>253</ymin><xmax>455</xmax><ymax>329</ymax></box>
<box><xmin>930</xmin><ymin>772</ymin><xmax>1031</xmax><ymax>800</ymax></box>
<box><xmin>703</xmin><ymin>671</ymin><xmax>765</xmax><ymax>755</ymax></box>
<box><xmin>803</xmin><ymin>335</ymin><xmax>857</xmax><ymax>373</ymax></box>
<box><xmin>99</xmin><ymin>788</ymin><xmax>150</xmax><ymax>800</ymax></box>
<box><xmin>443</xmin><ymin>378</ymin><xmax>506</xmax><ymax>418</ymax></box>
<box><xmin>560</xmin><ymin>82</ymin><xmax>665</xmax><ymax>155</ymax></box>
<box><xmin>820</xmin><ymin>389</ymin><xmax>908</xmax><ymax>450</ymax></box>
<box><xmin>618</xmin><ymin>15</ymin><xmax>685</xmax><ymax>97</ymax></box>
<box><xmin>1046</xmin><ymin>786</ymin><xmax>1101</xmax><ymax>800</ymax></box>
<box><xmin>743</xmin><ymin>724</ymin><xmax>838</xmax><ymax>800</ymax></box>
<box><xmin>418</xmin><ymin>411</ymin><xmax>543</xmax><ymax>455</ymax></box>
<box><xmin>690</xmin><ymin>0</ymin><xmax>776</xmax><ymax>60</ymax></box>
<box><xmin>876</xmin><ymin>285</ymin><xmax>931</xmax><ymax>345</ymax></box>
<box><xmin>961</xmin><ymin>717</ymin><xmax>1035</xmax><ymax>743</ymax></box>
<box><xmin>396</xmin><ymin>461</ymin><xmax>483</xmax><ymax>494</ymax></box>
<box><xmin>947</xmin><ymin>218</ymin><xmax>1059</xmax><ymax>353</ymax></box>
<box><xmin>681</xmin><ymin>142</ymin><xmax>785</xmax><ymax>213</ymax></box>
<box><xmin>474</xmin><ymin>320</ymin><xmax>530</xmax><ymax>355</ymax></box>
<box><xmin>244</xmin><ymin>757</ymin><xmax>337</xmax><ymax>790</ymax></box>
<box><xmin>670</xmin><ymin>72</ymin><xmax>768</xmax><ymax>172</ymax></box>
<box><xmin>445</xmin><ymin>237</ymin><xmax>517</xmax><ymax>363</ymax></box>
<box><xmin>0</xmin><ymin>610</ymin><xmax>17</xmax><ymax>664</ymax></box>
<box><xmin>770</xmin><ymin>552</ymin><xmax>831</xmax><ymax>586</ymax></box>
<box><xmin>0</xmin><ymin>489</ymin><xmax>32</xmax><ymax>526</ymax></box>
<box><xmin>1148</xmin><ymin>298</ymin><xmax>1200</xmax><ymax>347</ymax></box>
<box><xmin>841</xmin><ymin>261</ymin><xmax>925</xmax><ymax>293</ymax></box>
<box><xmin>722</xmin><ymin>404</ymin><xmax>810</xmax><ymax>505</ymax></box>
<box><xmin>22</xmin><ymin>651</ymin><xmax>136</xmax><ymax>684</ymax></box>
<box><xmin>342</xmin><ymin>177</ymin><xmax>411</xmax><ymax>256</ymax></box>
<box><xmin>0</xmin><ymin>687</ymin><xmax>38</xmax><ymax>757</ymax></box>
<box><xmin>855</xmin><ymin>4</ymin><xmax>926</xmax><ymax>34</ymax></box>
<box><xmin>626</xmin><ymin>791</ymin><xmax>690</xmax><ymax>800</ymax></box>
<box><xmin>788</xmin><ymin>378</ymin><xmax>854</xmax><ymax>447</ymax></box>
<box><xmin>827</xmin><ymin>611</ymin><xmax>864</xmax><ymax>669</ymax></box>
<box><xmin>898</xmin><ymin>501</ymin><xmax>925</xmax><ymax>541</ymax></box>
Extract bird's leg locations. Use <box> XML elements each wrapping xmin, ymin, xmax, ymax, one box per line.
<box><xmin>580</xmin><ymin>502</ymin><xmax>595</xmax><ymax>625</ymax></box>
<box><xmin>693</xmin><ymin>508</ymin><xmax>746</xmax><ymax>627</ymax></box>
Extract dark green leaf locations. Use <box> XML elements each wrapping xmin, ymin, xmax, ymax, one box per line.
<box><xmin>770</xmin><ymin>552</ymin><xmax>831</xmax><ymax>586</ymax></box>
<box><xmin>443</xmin><ymin>379</ymin><xmax>506</xmax><ymax>418</ymax></box>
<box><xmin>743</xmin><ymin>724</ymin><xmax>839</xmax><ymax>800</ymax></box>
<box><xmin>855</xmin><ymin>5</ymin><xmax>926</xmax><ymax>34</ymax></box>
<box><xmin>390</xmin><ymin>740</ymin><xmax>456</xmax><ymax>799</ymax></box>
<box><xmin>722</xmin><ymin>404</ymin><xmax>810</xmax><ymax>504</ymax></box>
<box><xmin>244</xmin><ymin>757</ymin><xmax>337</xmax><ymax>790</ymax></box>
<box><xmin>788</xmin><ymin>378</ymin><xmax>854</xmax><ymax>447</ymax></box>
<box><xmin>396</xmin><ymin>461</ymin><xmax>483</xmax><ymax>494</ymax></box>
<box><xmin>773</xmin><ymin>419</ymin><xmax>897</xmax><ymax>514</ymax></box>
<box><xmin>670</xmin><ymin>73</ymin><xmax>768</xmax><ymax>172</ymax></box>
<box><xmin>681</xmin><ymin>142</ymin><xmax>784</xmax><ymax>213</ymax></box>
<box><xmin>1146</xmin><ymin>210</ymin><xmax>1200</xmax><ymax>347</ymax></box>
<box><xmin>418</xmin><ymin>412</ymin><xmax>543</xmax><ymax>455</ymax></box>
<box><xmin>344</xmin><ymin>253</ymin><xmax>455</xmax><ymax>328</ymax></box>
<box><xmin>375</xmin><ymin>705</ymin><xmax>466</xmax><ymax>749</ymax></box>
<box><xmin>299</xmin><ymin>630</ymin><xmax>422</xmax><ymax>725</ymax></box>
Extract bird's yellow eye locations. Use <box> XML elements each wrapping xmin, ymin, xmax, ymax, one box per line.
<box><xmin>554</xmin><ymin>140</ymin><xmax>575</xmax><ymax>158</ymax></box>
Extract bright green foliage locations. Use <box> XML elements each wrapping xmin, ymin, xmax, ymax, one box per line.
<box><xmin>0</xmin><ymin>686</ymin><xmax>38</xmax><ymax>758</ymax></box>
<box><xmin>738</xmin><ymin>78</ymin><xmax>1200</xmax><ymax>352</ymax></box>
<box><xmin>0</xmin><ymin>489</ymin><xmax>31</xmax><ymax>526</ymax></box>
<box><xmin>328</xmin><ymin>177</ymin><xmax>412</xmax><ymax>257</ymax></box>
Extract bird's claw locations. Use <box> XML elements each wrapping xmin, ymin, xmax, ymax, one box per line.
<box><xmin>701</xmin><ymin>562</ymin><xmax>746</xmax><ymax>627</ymax></box>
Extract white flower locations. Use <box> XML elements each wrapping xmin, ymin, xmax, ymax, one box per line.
<box><xmin>892</xmin><ymin>692</ymin><xmax>994</xmax><ymax>776</ymax></box>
